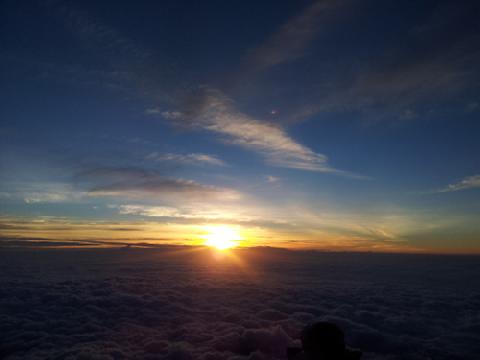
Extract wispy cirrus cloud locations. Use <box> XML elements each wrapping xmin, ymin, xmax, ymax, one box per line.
<box><xmin>50</xmin><ymin>1</ymin><xmax>149</xmax><ymax>64</ymax></box>
<box><xmin>438</xmin><ymin>174</ymin><xmax>480</xmax><ymax>193</ymax></box>
<box><xmin>116</xmin><ymin>204</ymin><xmax>183</xmax><ymax>217</ymax></box>
<box><xmin>160</xmin><ymin>88</ymin><xmax>354</xmax><ymax>175</ymax></box>
<box><xmin>244</xmin><ymin>0</ymin><xmax>345</xmax><ymax>71</ymax></box>
<box><xmin>113</xmin><ymin>204</ymin><xmax>251</xmax><ymax>222</ymax></box>
<box><xmin>23</xmin><ymin>192</ymin><xmax>70</xmax><ymax>204</ymax></box>
<box><xmin>281</xmin><ymin>1</ymin><xmax>480</xmax><ymax>124</ymax></box>
<box><xmin>35</xmin><ymin>1</ymin><xmax>357</xmax><ymax>177</ymax></box>
<box><xmin>146</xmin><ymin>152</ymin><xmax>226</xmax><ymax>167</ymax></box>
<box><xmin>0</xmin><ymin>182</ymin><xmax>85</xmax><ymax>204</ymax></box>
<box><xmin>75</xmin><ymin>166</ymin><xmax>240</xmax><ymax>200</ymax></box>
<box><xmin>266</xmin><ymin>175</ymin><xmax>280</xmax><ymax>183</ymax></box>
<box><xmin>296</xmin><ymin>49</ymin><xmax>480</xmax><ymax>123</ymax></box>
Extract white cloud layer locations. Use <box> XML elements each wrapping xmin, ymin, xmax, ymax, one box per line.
<box><xmin>1</xmin><ymin>248</ymin><xmax>479</xmax><ymax>359</ymax></box>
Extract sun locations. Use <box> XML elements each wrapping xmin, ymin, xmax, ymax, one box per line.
<box><xmin>202</xmin><ymin>226</ymin><xmax>242</xmax><ymax>250</ymax></box>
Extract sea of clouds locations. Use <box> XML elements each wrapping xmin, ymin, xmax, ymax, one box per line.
<box><xmin>1</xmin><ymin>247</ymin><xmax>479</xmax><ymax>360</ymax></box>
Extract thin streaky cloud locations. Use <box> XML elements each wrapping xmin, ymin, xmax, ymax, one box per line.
<box><xmin>283</xmin><ymin>2</ymin><xmax>480</xmax><ymax>124</ymax></box>
<box><xmin>74</xmin><ymin>166</ymin><xmax>240</xmax><ymax>200</ymax></box>
<box><xmin>116</xmin><ymin>205</ymin><xmax>182</xmax><ymax>217</ymax></box>
<box><xmin>245</xmin><ymin>0</ymin><xmax>345</xmax><ymax>71</ymax></box>
<box><xmin>50</xmin><ymin>2</ymin><xmax>149</xmax><ymax>64</ymax></box>
<box><xmin>40</xmin><ymin>0</ymin><xmax>353</xmax><ymax>177</ymax></box>
<box><xmin>145</xmin><ymin>108</ymin><xmax>161</xmax><ymax>115</ymax></box>
<box><xmin>161</xmin><ymin>110</ymin><xmax>183</xmax><ymax>120</ymax></box>
<box><xmin>0</xmin><ymin>182</ymin><xmax>86</xmax><ymax>204</ymax></box>
<box><xmin>438</xmin><ymin>174</ymin><xmax>480</xmax><ymax>193</ymax></box>
<box><xmin>114</xmin><ymin>204</ymin><xmax>250</xmax><ymax>222</ymax></box>
<box><xmin>46</xmin><ymin>1</ymin><xmax>180</xmax><ymax>106</ymax></box>
<box><xmin>161</xmin><ymin>88</ymin><xmax>348</xmax><ymax>174</ymax></box>
<box><xmin>266</xmin><ymin>175</ymin><xmax>280</xmax><ymax>183</ymax></box>
<box><xmin>146</xmin><ymin>152</ymin><xmax>226</xmax><ymax>167</ymax></box>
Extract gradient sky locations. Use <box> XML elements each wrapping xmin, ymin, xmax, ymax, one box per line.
<box><xmin>1</xmin><ymin>0</ymin><xmax>479</xmax><ymax>253</ymax></box>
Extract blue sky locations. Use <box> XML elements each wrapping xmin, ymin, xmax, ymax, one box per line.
<box><xmin>1</xmin><ymin>0</ymin><xmax>479</xmax><ymax>252</ymax></box>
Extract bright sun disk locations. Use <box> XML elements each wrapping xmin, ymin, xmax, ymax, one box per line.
<box><xmin>202</xmin><ymin>226</ymin><xmax>242</xmax><ymax>250</ymax></box>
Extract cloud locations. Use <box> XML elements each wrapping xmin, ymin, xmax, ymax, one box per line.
<box><xmin>117</xmin><ymin>204</ymin><xmax>182</xmax><ymax>217</ymax></box>
<box><xmin>23</xmin><ymin>191</ymin><xmax>76</xmax><ymax>204</ymax></box>
<box><xmin>51</xmin><ymin>2</ymin><xmax>149</xmax><ymax>64</ymax></box>
<box><xmin>161</xmin><ymin>110</ymin><xmax>184</xmax><ymax>120</ymax></box>
<box><xmin>111</xmin><ymin>204</ymin><xmax>273</xmax><ymax>225</ymax></box>
<box><xmin>161</xmin><ymin>88</ymin><xmax>350</xmax><ymax>175</ymax></box>
<box><xmin>287</xmin><ymin>50</ymin><xmax>479</xmax><ymax>124</ymax></box>
<box><xmin>245</xmin><ymin>0</ymin><xmax>345</xmax><ymax>71</ymax></box>
<box><xmin>42</xmin><ymin>1</ymin><xmax>178</xmax><ymax>105</ymax></box>
<box><xmin>145</xmin><ymin>108</ymin><xmax>183</xmax><ymax>119</ymax></box>
<box><xmin>20</xmin><ymin>0</ymin><xmax>480</xmax><ymax>130</ymax></box>
<box><xmin>147</xmin><ymin>152</ymin><xmax>226</xmax><ymax>167</ymax></box>
<box><xmin>115</xmin><ymin>204</ymin><xmax>230</xmax><ymax>220</ymax></box>
<box><xmin>283</xmin><ymin>1</ymin><xmax>480</xmax><ymax>123</ymax></box>
<box><xmin>438</xmin><ymin>174</ymin><xmax>480</xmax><ymax>192</ymax></box>
<box><xmin>0</xmin><ymin>216</ymin><xmax>206</xmax><ymax>244</ymax></box>
<box><xmin>265</xmin><ymin>176</ymin><xmax>279</xmax><ymax>183</ymax></box>
<box><xmin>75</xmin><ymin>166</ymin><xmax>240</xmax><ymax>200</ymax></box>
<box><xmin>1</xmin><ymin>248</ymin><xmax>479</xmax><ymax>359</ymax></box>
<box><xmin>145</xmin><ymin>107</ymin><xmax>161</xmax><ymax>115</ymax></box>
<box><xmin>0</xmin><ymin>183</ymin><xmax>85</xmax><ymax>204</ymax></box>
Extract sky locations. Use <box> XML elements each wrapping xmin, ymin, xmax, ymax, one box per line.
<box><xmin>0</xmin><ymin>0</ymin><xmax>479</xmax><ymax>253</ymax></box>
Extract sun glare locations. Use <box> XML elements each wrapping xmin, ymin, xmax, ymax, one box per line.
<box><xmin>202</xmin><ymin>226</ymin><xmax>242</xmax><ymax>250</ymax></box>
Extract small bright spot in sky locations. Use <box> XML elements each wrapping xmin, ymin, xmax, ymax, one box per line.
<box><xmin>202</xmin><ymin>226</ymin><xmax>242</xmax><ymax>250</ymax></box>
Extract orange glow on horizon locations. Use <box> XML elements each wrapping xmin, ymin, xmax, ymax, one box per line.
<box><xmin>2</xmin><ymin>215</ymin><xmax>479</xmax><ymax>254</ymax></box>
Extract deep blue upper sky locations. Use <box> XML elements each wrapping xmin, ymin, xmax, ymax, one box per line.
<box><xmin>1</xmin><ymin>0</ymin><xmax>479</xmax><ymax>252</ymax></box>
